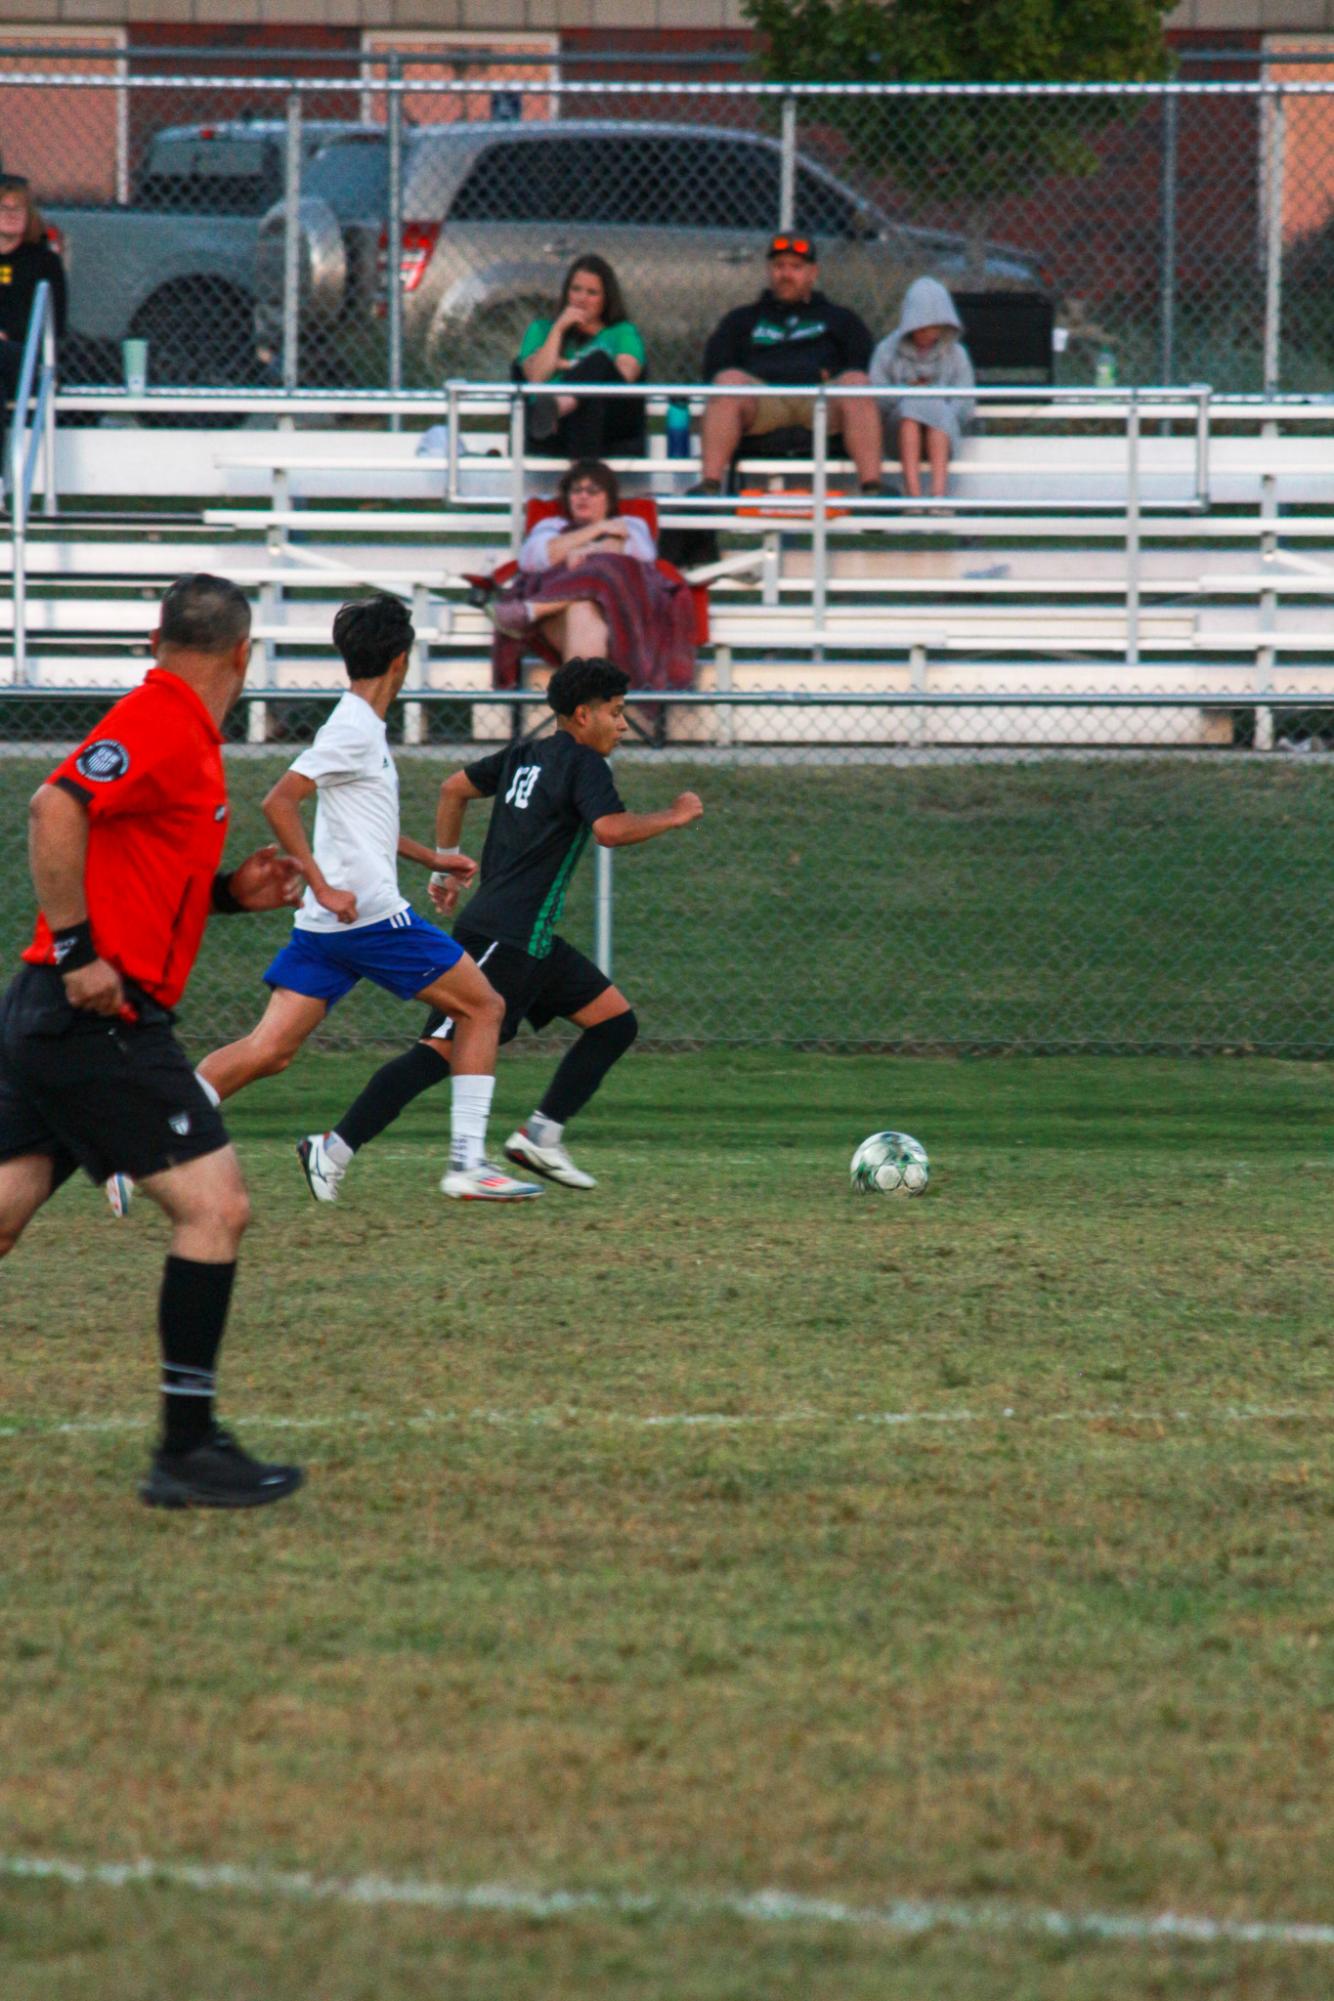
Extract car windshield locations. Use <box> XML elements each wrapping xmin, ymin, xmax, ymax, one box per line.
<box><xmin>303</xmin><ymin>137</ymin><xmax>388</xmax><ymax>210</ymax></box>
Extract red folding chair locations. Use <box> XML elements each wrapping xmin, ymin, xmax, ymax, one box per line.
<box><xmin>465</xmin><ymin>495</ymin><xmax>710</xmax><ymax>675</ymax></box>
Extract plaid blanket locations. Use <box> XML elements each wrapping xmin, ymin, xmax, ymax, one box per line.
<box><xmin>491</xmin><ymin>552</ymin><xmax>697</xmax><ymax>692</ymax></box>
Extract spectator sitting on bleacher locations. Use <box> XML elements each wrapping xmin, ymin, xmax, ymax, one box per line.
<box><xmin>0</xmin><ymin>174</ymin><xmax>66</xmax><ymax>423</ymax></box>
<box><xmin>693</xmin><ymin>233</ymin><xmax>882</xmax><ymax>496</ymax></box>
<box><xmin>488</xmin><ymin>458</ymin><xmax>695</xmax><ymax>703</ymax></box>
<box><xmin>870</xmin><ymin>277</ymin><xmax>975</xmax><ymax>502</ymax></box>
<box><xmin>514</xmin><ymin>254</ymin><xmax>647</xmax><ymax>463</ymax></box>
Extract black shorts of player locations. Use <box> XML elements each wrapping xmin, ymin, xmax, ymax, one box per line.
<box><xmin>0</xmin><ymin>964</ymin><xmax>230</xmax><ymax>1189</ymax></box>
<box><xmin>421</xmin><ymin>925</ymin><xmax>611</xmax><ymax>1047</ymax></box>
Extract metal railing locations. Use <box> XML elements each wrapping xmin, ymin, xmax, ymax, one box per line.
<box><xmin>442</xmin><ymin>376</ymin><xmax>1214</xmax><ymax>654</ymax></box>
<box><xmin>7</xmin><ymin>280</ymin><xmax>59</xmax><ymax>688</ymax></box>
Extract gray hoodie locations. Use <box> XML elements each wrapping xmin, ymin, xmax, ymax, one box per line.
<box><xmin>870</xmin><ymin>277</ymin><xmax>975</xmax><ymax>429</ymax></box>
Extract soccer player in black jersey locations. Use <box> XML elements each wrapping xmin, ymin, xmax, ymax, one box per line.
<box><xmin>297</xmin><ymin>658</ymin><xmax>702</xmax><ymax>1196</ymax></box>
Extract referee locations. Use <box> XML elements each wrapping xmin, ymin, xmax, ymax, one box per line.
<box><xmin>0</xmin><ymin>575</ymin><xmax>306</xmax><ymax>1509</ymax></box>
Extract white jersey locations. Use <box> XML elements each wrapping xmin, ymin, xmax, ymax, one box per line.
<box><xmin>289</xmin><ymin>690</ymin><xmax>409</xmax><ymax>933</ymax></box>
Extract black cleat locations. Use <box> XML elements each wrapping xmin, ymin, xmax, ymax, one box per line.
<box><xmin>139</xmin><ymin>1426</ymin><xmax>304</xmax><ymax>1510</ymax></box>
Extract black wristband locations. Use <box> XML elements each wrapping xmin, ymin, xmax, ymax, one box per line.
<box><xmin>52</xmin><ymin>919</ymin><xmax>97</xmax><ymax>973</ymax></box>
<box><xmin>210</xmin><ymin>870</ymin><xmax>245</xmax><ymax>915</ymax></box>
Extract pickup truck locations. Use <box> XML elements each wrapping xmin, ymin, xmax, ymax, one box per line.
<box><xmin>50</xmin><ymin>119</ymin><xmax>377</xmax><ymax>387</ymax></box>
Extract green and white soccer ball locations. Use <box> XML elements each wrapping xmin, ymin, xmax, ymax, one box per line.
<box><xmin>850</xmin><ymin>1130</ymin><xmax>930</xmax><ymax>1196</ymax></box>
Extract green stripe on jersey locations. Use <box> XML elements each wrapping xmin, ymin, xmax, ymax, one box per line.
<box><xmin>527</xmin><ymin>826</ymin><xmax>590</xmax><ymax>958</ymax></box>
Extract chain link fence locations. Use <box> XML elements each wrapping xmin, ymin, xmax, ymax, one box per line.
<box><xmin>1</xmin><ymin>702</ymin><xmax>1331</xmax><ymax>1057</ymax></box>
<box><xmin>5</xmin><ymin>56</ymin><xmax>1334</xmax><ymax>397</ymax></box>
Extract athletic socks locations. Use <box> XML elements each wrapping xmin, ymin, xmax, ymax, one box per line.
<box><xmin>450</xmin><ymin>1072</ymin><xmax>496</xmax><ymax>1171</ymax></box>
<box><xmin>158</xmin><ymin>1254</ymin><xmax>236</xmax><ymax>1453</ymax></box>
<box><xmin>538</xmin><ymin>1010</ymin><xmax>638</xmax><ymax>1127</ymax></box>
<box><xmin>333</xmin><ymin>1043</ymin><xmax>448</xmax><ymax>1155</ymax></box>
<box><xmin>527</xmin><ymin>1111</ymin><xmax>564</xmax><ymax>1147</ymax></box>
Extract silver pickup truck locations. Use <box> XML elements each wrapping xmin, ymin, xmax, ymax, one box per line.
<box><xmin>49</xmin><ymin>120</ymin><xmax>376</xmax><ymax>386</ymax></box>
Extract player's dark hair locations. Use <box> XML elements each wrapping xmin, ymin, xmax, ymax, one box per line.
<box><xmin>547</xmin><ymin>657</ymin><xmax>629</xmax><ymax>716</ymax></box>
<box><xmin>332</xmin><ymin>593</ymin><xmax>415</xmax><ymax>681</ymax></box>
<box><xmin>557</xmin><ymin>458</ymin><xmax>620</xmax><ymax>518</ymax></box>
<box><xmin>158</xmin><ymin>574</ymin><xmax>252</xmax><ymax>655</ymax></box>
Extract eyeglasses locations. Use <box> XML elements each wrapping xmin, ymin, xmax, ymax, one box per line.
<box><xmin>769</xmin><ymin>237</ymin><xmax>813</xmax><ymax>259</ymax></box>
<box><xmin>567</xmin><ymin>482</ymin><xmax>604</xmax><ymax>496</ymax></box>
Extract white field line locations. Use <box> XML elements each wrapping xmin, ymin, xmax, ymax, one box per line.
<box><xmin>1</xmin><ymin>1854</ymin><xmax>1332</xmax><ymax>1952</ymax></box>
<box><xmin>0</xmin><ymin>1402</ymin><xmax>1329</xmax><ymax>1444</ymax></box>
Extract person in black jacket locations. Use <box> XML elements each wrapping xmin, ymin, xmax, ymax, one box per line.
<box><xmin>694</xmin><ymin>234</ymin><xmax>882</xmax><ymax>495</ymax></box>
<box><xmin>0</xmin><ymin>175</ymin><xmax>67</xmax><ymax>419</ymax></box>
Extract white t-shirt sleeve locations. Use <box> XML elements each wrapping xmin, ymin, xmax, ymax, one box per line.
<box><xmin>290</xmin><ymin>706</ymin><xmax>379</xmax><ymax>788</ymax></box>
<box><xmin>624</xmin><ymin>516</ymin><xmax>656</xmax><ymax>563</ymax></box>
<box><xmin>519</xmin><ymin>517</ymin><xmax>564</xmax><ymax>571</ymax></box>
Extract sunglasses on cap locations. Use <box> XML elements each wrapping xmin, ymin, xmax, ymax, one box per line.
<box><xmin>768</xmin><ymin>235</ymin><xmax>815</xmax><ymax>261</ymax></box>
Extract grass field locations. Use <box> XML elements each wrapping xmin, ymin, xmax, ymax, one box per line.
<box><xmin>2</xmin><ymin>1050</ymin><xmax>1332</xmax><ymax>1999</ymax></box>
<box><xmin>3</xmin><ymin>750</ymin><xmax>1333</xmax><ymax>1053</ymax></box>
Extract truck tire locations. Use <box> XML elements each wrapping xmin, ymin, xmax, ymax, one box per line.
<box><xmin>132</xmin><ymin>283</ymin><xmax>255</xmax><ymax>427</ymax></box>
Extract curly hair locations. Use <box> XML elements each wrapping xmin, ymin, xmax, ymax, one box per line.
<box><xmin>556</xmin><ymin>458</ymin><xmax>620</xmax><ymax>519</ymax></box>
<box><xmin>547</xmin><ymin>657</ymin><xmax>629</xmax><ymax>716</ymax></box>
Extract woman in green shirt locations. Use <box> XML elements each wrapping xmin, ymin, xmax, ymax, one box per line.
<box><xmin>515</xmin><ymin>254</ymin><xmax>647</xmax><ymax>462</ymax></box>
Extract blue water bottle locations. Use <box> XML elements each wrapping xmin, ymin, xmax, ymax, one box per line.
<box><xmin>666</xmin><ymin>398</ymin><xmax>691</xmax><ymax>459</ymax></box>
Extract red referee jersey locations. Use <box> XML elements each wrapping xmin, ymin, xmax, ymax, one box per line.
<box><xmin>24</xmin><ymin>668</ymin><xmax>228</xmax><ymax>1009</ymax></box>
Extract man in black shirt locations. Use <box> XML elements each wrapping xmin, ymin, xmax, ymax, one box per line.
<box><xmin>300</xmin><ymin>659</ymin><xmax>703</xmax><ymax>1193</ymax></box>
<box><xmin>695</xmin><ymin>233</ymin><xmax>882</xmax><ymax>495</ymax></box>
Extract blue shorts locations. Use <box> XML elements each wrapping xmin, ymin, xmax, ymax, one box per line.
<box><xmin>263</xmin><ymin>908</ymin><xmax>465</xmax><ymax>1008</ymax></box>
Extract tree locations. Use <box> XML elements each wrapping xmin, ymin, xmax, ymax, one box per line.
<box><xmin>744</xmin><ymin>0</ymin><xmax>1175</xmax><ymax>275</ymax></box>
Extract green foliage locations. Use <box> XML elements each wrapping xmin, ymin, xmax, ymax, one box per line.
<box><xmin>744</xmin><ymin>0</ymin><xmax>1175</xmax><ymax>208</ymax></box>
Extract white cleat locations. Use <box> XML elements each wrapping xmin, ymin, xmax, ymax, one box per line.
<box><xmin>504</xmin><ymin>1127</ymin><xmax>596</xmax><ymax>1190</ymax></box>
<box><xmin>440</xmin><ymin>1161</ymin><xmax>542</xmax><ymax>1201</ymax></box>
<box><xmin>106</xmin><ymin>1172</ymin><xmax>135</xmax><ymax>1217</ymax></box>
<box><xmin>296</xmin><ymin>1133</ymin><xmax>345</xmax><ymax>1204</ymax></box>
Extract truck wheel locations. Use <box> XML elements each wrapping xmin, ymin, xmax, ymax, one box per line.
<box><xmin>133</xmin><ymin>285</ymin><xmax>255</xmax><ymax>428</ymax></box>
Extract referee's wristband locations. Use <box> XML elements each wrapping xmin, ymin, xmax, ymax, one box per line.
<box><xmin>52</xmin><ymin>919</ymin><xmax>98</xmax><ymax>973</ymax></box>
<box><xmin>210</xmin><ymin>869</ymin><xmax>245</xmax><ymax>915</ymax></box>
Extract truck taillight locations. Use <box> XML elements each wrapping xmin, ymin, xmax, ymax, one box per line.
<box><xmin>376</xmin><ymin>221</ymin><xmax>440</xmax><ymax>294</ymax></box>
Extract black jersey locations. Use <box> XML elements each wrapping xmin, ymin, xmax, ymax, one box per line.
<box><xmin>460</xmin><ymin>731</ymin><xmax>624</xmax><ymax>957</ymax></box>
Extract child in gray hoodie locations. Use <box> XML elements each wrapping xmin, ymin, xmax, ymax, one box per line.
<box><xmin>870</xmin><ymin>276</ymin><xmax>975</xmax><ymax>499</ymax></box>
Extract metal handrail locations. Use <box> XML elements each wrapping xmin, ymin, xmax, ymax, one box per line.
<box><xmin>8</xmin><ymin>279</ymin><xmax>59</xmax><ymax>687</ymax></box>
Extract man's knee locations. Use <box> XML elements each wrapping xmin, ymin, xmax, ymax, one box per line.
<box><xmin>217</xmin><ymin>1179</ymin><xmax>252</xmax><ymax>1244</ymax></box>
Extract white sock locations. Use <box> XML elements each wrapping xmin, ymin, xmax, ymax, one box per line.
<box><xmin>325</xmin><ymin>1131</ymin><xmax>354</xmax><ymax>1168</ymax></box>
<box><xmin>528</xmin><ymin>1110</ymin><xmax>563</xmax><ymax>1146</ymax></box>
<box><xmin>450</xmin><ymin>1073</ymin><xmax>495</xmax><ymax>1171</ymax></box>
<box><xmin>195</xmin><ymin>1070</ymin><xmax>221</xmax><ymax>1109</ymax></box>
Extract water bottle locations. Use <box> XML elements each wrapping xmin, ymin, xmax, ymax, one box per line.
<box><xmin>666</xmin><ymin>398</ymin><xmax>692</xmax><ymax>459</ymax></box>
<box><xmin>1095</xmin><ymin>347</ymin><xmax>1117</xmax><ymax>389</ymax></box>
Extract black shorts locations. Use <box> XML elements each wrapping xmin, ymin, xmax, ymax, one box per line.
<box><xmin>422</xmin><ymin>927</ymin><xmax>611</xmax><ymax>1046</ymax></box>
<box><xmin>0</xmin><ymin>965</ymin><xmax>230</xmax><ymax>1187</ymax></box>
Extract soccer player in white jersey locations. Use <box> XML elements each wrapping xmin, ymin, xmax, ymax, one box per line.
<box><xmin>107</xmin><ymin>594</ymin><xmax>539</xmax><ymax>1206</ymax></box>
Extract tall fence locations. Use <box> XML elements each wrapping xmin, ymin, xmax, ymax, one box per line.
<box><xmin>1</xmin><ymin>704</ymin><xmax>1330</xmax><ymax>1057</ymax></box>
<box><xmin>9</xmin><ymin>57</ymin><xmax>1334</xmax><ymax>396</ymax></box>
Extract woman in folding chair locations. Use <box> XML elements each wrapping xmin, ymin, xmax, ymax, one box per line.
<box><xmin>479</xmin><ymin>459</ymin><xmax>703</xmax><ymax>741</ymax></box>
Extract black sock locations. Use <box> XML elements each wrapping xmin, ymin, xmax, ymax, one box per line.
<box><xmin>159</xmin><ymin>1255</ymin><xmax>236</xmax><ymax>1453</ymax></box>
<box><xmin>539</xmin><ymin>1010</ymin><xmax>638</xmax><ymax>1126</ymax></box>
<box><xmin>335</xmin><ymin>1042</ymin><xmax>449</xmax><ymax>1153</ymax></box>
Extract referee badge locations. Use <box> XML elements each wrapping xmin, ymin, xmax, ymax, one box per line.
<box><xmin>75</xmin><ymin>740</ymin><xmax>131</xmax><ymax>783</ymax></box>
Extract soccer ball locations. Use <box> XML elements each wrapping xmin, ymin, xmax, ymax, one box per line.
<box><xmin>850</xmin><ymin>1131</ymin><xmax>929</xmax><ymax>1196</ymax></box>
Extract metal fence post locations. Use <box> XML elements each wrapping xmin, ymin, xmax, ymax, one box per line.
<box><xmin>780</xmin><ymin>95</ymin><xmax>797</xmax><ymax>232</ymax></box>
<box><xmin>1125</xmin><ymin>390</ymin><xmax>1141</xmax><ymax>670</ymax></box>
<box><xmin>811</xmin><ymin>388</ymin><xmax>829</xmax><ymax>633</ymax></box>
<box><xmin>282</xmin><ymin>91</ymin><xmax>302</xmax><ymax>396</ymax></box>
<box><xmin>1159</xmin><ymin>91</ymin><xmax>1177</xmax><ymax>388</ymax></box>
<box><xmin>1263</xmin><ymin>87</ymin><xmax>1287</xmax><ymax>395</ymax></box>
<box><xmin>594</xmin><ymin>842</ymin><xmax>614</xmax><ymax>979</ymax></box>
<box><xmin>387</xmin><ymin>54</ymin><xmax>404</xmax><ymax>426</ymax></box>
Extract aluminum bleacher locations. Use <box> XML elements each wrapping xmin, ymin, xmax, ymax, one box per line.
<box><xmin>8</xmin><ymin>384</ymin><xmax>1334</xmax><ymax>749</ymax></box>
